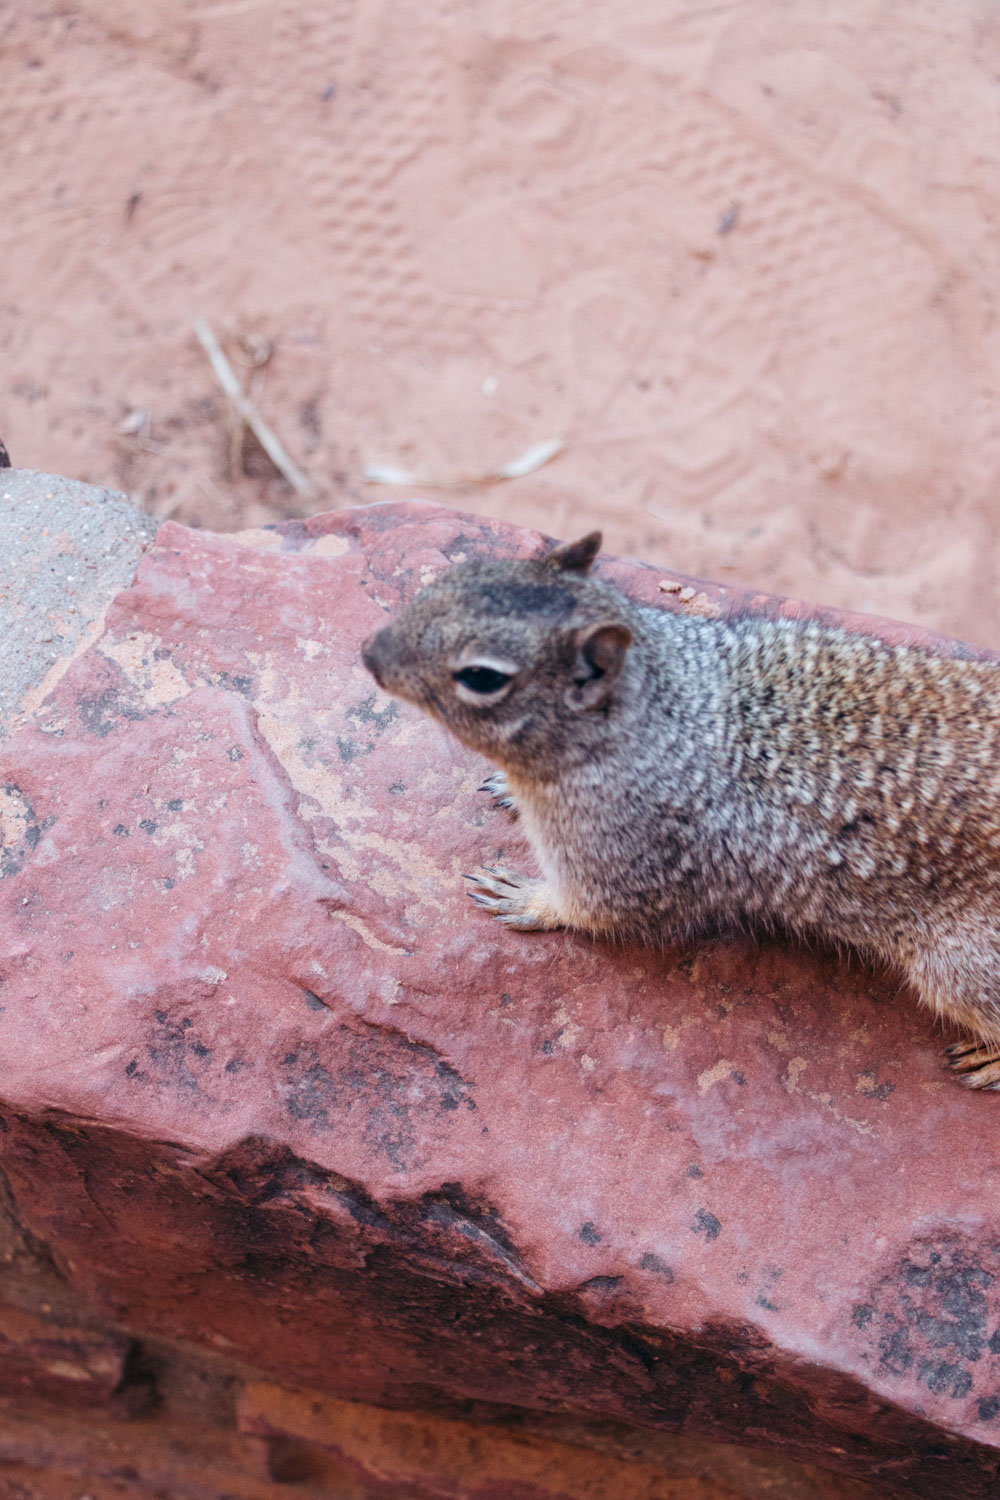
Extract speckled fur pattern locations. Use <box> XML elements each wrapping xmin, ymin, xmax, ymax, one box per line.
<box><xmin>362</xmin><ymin>537</ymin><xmax>1000</xmax><ymax>1089</ymax></box>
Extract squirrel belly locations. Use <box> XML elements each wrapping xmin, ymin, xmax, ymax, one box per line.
<box><xmin>362</xmin><ymin>530</ymin><xmax>1000</xmax><ymax>1089</ymax></box>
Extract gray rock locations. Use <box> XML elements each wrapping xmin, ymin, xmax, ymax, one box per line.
<box><xmin>0</xmin><ymin>470</ymin><xmax>157</xmax><ymax>741</ymax></box>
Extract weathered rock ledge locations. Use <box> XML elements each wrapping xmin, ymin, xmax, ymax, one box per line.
<box><xmin>2</xmin><ymin>472</ymin><xmax>1000</xmax><ymax>1498</ymax></box>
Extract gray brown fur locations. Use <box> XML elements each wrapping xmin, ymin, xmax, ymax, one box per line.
<box><xmin>362</xmin><ymin>533</ymin><xmax>1000</xmax><ymax>1089</ymax></box>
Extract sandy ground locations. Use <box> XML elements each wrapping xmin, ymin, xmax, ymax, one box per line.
<box><xmin>4</xmin><ymin>3</ymin><xmax>1000</xmax><ymax>645</ymax></box>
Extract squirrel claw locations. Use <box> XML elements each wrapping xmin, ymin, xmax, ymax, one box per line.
<box><xmin>464</xmin><ymin>865</ymin><xmax>563</xmax><ymax>932</ymax></box>
<box><xmin>479</xmin><ymin>771</ymin><xmax>517</xmax><ymax>816</ymax></box>
<box><xmin>945</xmin><ymin>1041</ymin><xmax>1000</xmax><ymax>1089</ymax></box>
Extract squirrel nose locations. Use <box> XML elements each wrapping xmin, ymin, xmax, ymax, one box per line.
<box><xmin>361</xmin><ymin>628</ymin><xmax>390</xmax><ymax>687</ymax></box>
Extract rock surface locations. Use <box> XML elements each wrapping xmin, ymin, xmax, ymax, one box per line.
<box><xmin>2</xmin><ymin>487</ymin><xmax>1000</xmax><ymax>1495</ymax></box>
<box><xmin>0</xmin><ymin>468</ymin><xmax>157</xmax><ymax>739</ymax></box>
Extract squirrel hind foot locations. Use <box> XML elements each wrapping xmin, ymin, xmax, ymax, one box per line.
<box><xmin>945</xmin><ymin>1041</ymin><xmax>1000</xmax><ymax>1090</ymax></box>
<box><xmin>464</xmin><ymin>867</ymin><xmax>564</xmax><ymax>931</ymax></box>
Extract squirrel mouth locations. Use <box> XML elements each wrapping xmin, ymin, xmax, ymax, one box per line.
<box><xmin>361</xmin><ymin>631</ymin><xmax>389</xmax><ymax>689</ymax></box>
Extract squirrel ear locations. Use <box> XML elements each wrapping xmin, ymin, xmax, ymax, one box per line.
<box><xmin>569</xmin><ymin>621</ymin><xmax>632</xmax><ymax>709</ymax></box>
<box><xmin>545</xmin><ymin>531</ymin><xmax>602</xmax><ymax>574</ymax></box>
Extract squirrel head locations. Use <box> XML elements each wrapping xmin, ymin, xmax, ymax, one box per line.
<box><xmin>362</xmin><ymin>532</ymin><xmax>637</xmax><ymax>774</ymax></box>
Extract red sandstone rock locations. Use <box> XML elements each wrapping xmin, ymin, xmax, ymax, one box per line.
<box><xmin>0</xmin><ymin>1398</ymin><xmax>328</xmax><ymax>1499</ymax></box>
<box><xmin>2</xmin><ymin>500</ymin><xmax>1000</xmax><ymax>1496</ymax></box>
<box><xmin>0</xmin><ymin>1302</ymin><xmax>128</xmax><ymax>1407</ymax></box>
<box><xmin>238</xmin><ymin>1380</ymin><xmax>742</xmax><ymax>1499</ymax></box>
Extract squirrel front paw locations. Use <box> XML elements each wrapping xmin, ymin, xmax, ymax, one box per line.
<box><xmin>464</xmin><ymin>867</ymin><xmax>564</xmax><ymax>931</ymax></box>
<box><xmin>945</xmin><ymin>1040</ymin><xmax>1000</xmax><ymax>1090</ymax></box>
<box><xmin>479</xmin><ymin>770</ymin><xmax>515</xmax><ymax>812</ymax></box>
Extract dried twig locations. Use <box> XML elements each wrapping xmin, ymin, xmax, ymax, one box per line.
<box><xmin>193</xmin><ymin>318</ymin><xmax>312</xmax><ymax>498</ymax></box>
<box><xmin>363</xmin><ymin>437</ymin><xmax>564</xmax><ymax>489</ymax></box>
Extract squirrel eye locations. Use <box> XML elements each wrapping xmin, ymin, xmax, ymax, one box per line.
<box><xmin>453</xmin><ymin>665</ymin><xmax>512</xmax><ymax>695</ymax></box>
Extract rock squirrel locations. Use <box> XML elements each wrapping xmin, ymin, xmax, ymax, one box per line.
<box><xmin>362</xmin><ymin>531</ymin><xmax>1000</xmax><ymax>1090</ymax></box>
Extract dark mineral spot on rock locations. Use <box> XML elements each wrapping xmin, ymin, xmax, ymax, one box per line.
<box><xmin>879</xmin><ymin>1325</ymin><xmax>912</xmax><ymax>1376</ymax></box>
<box><xmin>303</xmin><ymin>989</ymin><xmax>330</xmax><ymax>1012</ymax></box>
<box><xmin>579</xmin><ymin>1275</ymin><xmax>624</xmax><ymax>1295</ymax></box>
<box><xmin>278</xmin><ymin>1027</ymin><xmax>475</xmax><ymax>1168</ymax></box>
<box><xmin>428</xmin><ymin>1053</ymin><xmax>476</xmax><ymax>1114</ymax></box>
<box><xmin>348</xmin><ymin>694</ymin><xmax>399</xmax><ymax>734</ymax></box>
<box><xmin>540</xmin><ymin>1039</ymin><xmax>554</xmax><ymax>1055</ymax></box>
<box><xmin>978</xmin><ymin>1395</ymin><xmax>1000</xmax><ymax>1422</ymax></box>
<box><xmin>692</xmin><ymin>1209</ymin><xmax>722</xmax><ymax>1241</ymax></box>
<box><xmin>858</xmin><ymin>1235</ymin><xmax>1000</xmax><ymax>1402</ymax></box>
<box><xmin>77</xmin><ymin>683</ymin><xmax>144</xmax><ymax>738</ymax></box>
<box><xmin>0</xmin><ymin>784</ymin><xmax>44</xmax><ymax>880</ymax></box>
<box><xmin>337</xmin><ymin>736</ymin><xmax>372</xmax><ymax>763</ymax></box>
<box><xmin>142</xmin><ymin>1014</ymin><xmax>219</xmax><ymax>1094</ymax></box>
<box><xmin>167</xmin><ymin>798</ymin><xmax>184</xmax><ymax>811</ymax></box>
<box><xmin>227</xmin><ymin>747</ymin><xmax>244</xmax><ymax>762</ymax></box>
<box><xmin>225</xmin><ymin>1059</ymin><xmax>243</xmax><ymax>1074</ymax></box>
<box><xmin>113</xmin><ymin>824</ymin><xmax>129</xmax><ymax>837</ymax></box>
<box><xmin>579</xmin><ymin>1221</ymin><xmax>602</xmax><ymax>1245</ymax></box>
<box><xmin>444</xmin><ymin>530</ymin><xmax>502</xmax><ymax>562</ymax></box>
<box><xmin>920</xmin><ymin>1359</ymin><xmax>972</xmax><ymax>1399</ymax></box>
<box><xmin>640</xmin><ymin>1252</ymin><xmax>675</xmax><ymax>1280</ymax></box>
<box><xmin>388</xmin><ymin>780</ymin><xmax>405</xmax><ymax>794</ymax></box>
<box><xmin>686</xmin><ymin>1164</ymin><xmax>704</xmax><ymax>1178</ymax></box>
<box><xmin>857</xmin><ymin>1071</ymin><xmax>896</xmax><ymax>1102</ymax></box>
<box><xmin>139</xmin><ymin>820</ymin><xmax>158</xmax><ymax>835</ymax></box>
<box><xmin>284</xmin><ymin>1056</ymin><xmax>337</xmax><ymax>1130</ymax></box>
<box><xmin>125</xmin><ymin>1059</ymin><xmax>138</xmax><ymax>1076</ymax></box>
